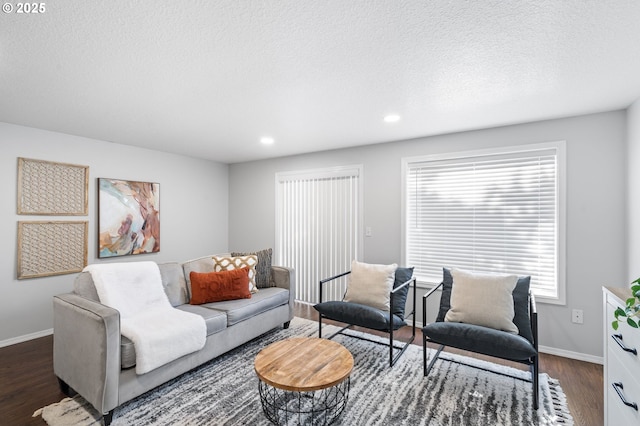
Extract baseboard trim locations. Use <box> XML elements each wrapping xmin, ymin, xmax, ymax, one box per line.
<box><xmin>538</xmin><ymin>345</ymin><xmax>603</xmax><ymax>365</ymax></box>
<box><xmin>0</xmin><ymin>328</ymin><xmax>53</xmax><ymax>348</ymax></box>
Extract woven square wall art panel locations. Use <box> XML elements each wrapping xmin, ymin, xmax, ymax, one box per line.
<box><xmin>17</xmin><ymin>221</ymin><xmax>88</xmax><ymax>279</ymax></box>
<box><xmin>17</xmin><ymin>158</ymin><xmax>89</xmax><ymax>215</ymax></box>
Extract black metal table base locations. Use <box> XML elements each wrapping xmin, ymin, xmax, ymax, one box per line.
<box><xmin>258</xmin><ymin>378</ymin><xmax>350</xmax><ymax>425</ymax></box>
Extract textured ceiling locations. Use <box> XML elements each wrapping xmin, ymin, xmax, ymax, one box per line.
<box><xmin>2</xmin><ymin>1</ymin><xmax>640</xmax><ymax>163</ymax></box>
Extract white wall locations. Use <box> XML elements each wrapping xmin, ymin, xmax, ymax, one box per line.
<box><xmin>0</xmin><ymin>122</ymin><xmax>229</xmax><ymax>344</ymax></box>
<box><xmin>229</xmin><ymin>111</ymin><xmax>627</xmax><ymax>360</ymax></box>
<box><xmin>628</xmin><ymin>99</ymin><xmax>640</xmax><ymax>282</ymax></box>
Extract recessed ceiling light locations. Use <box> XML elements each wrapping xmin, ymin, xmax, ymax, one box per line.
<box><xmin>260</xmin><ymin>137</ymin><xmax>275</xmax><ymax>145</ymax></box>
<box><xmin>383</xmin><ymin>114</ymin><xmax>401</xmax><ymax>123</ymax></box>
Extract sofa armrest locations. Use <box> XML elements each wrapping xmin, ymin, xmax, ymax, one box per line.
<box><xmin>271</xmin><ymin>266</ymin><xmax>295</xmax><ymax>318</ymax></box>
<box><xmin>53</xmin><ymin>293</ymin><xmax>121</xmax><ymax>415</ymax></box>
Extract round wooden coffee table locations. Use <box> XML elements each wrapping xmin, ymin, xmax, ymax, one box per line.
<box><xmin>254</xmin><ymin>337</ymin><xmax>354</xmax><ymax>425</ymax></box>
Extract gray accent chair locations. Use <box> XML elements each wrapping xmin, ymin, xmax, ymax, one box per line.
<box><xmin>314</xmin><ymin>267</ymin><xmax>416</xmax><ymax>367</ymax></box>
<box><xmin>422</xmin><ymin>268</ymin><xmax>539</xmax><ymax>410</ymax></box>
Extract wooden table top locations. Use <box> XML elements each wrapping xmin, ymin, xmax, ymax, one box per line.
<box><xmin>254</xmin><ymin>337</ymin><xmax>354</xmax><ymax>392</ymax></box>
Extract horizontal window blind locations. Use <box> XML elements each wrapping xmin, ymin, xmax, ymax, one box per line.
<box><xmin>405</xmin><ymin>146</ymin><xmax>561</xmax><ymax>300</ymax></box>
<box><xmin>276</xmin><ymin>166</ymin><xmax>361</xmax><ymax>304</ymax></box>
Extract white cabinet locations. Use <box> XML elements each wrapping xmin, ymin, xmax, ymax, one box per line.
<box><xmin>603</xmin><ymin>287</ymin><xmax>640</xmax><ymax>425</ymax></box>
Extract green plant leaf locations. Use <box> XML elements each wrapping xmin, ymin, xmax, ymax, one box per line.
<box><xmin>612</xmin><ymin>281</ymin><xmax>640</xmax><ymax>329</ymax></box>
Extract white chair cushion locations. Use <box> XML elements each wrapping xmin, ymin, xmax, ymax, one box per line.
<box><xmin>445</xmin><ymin>268</ymin><xmax>519</xmax><ymax>334</ymax></box>
<box><xmin>343</xmin><ymin>260</ymin><xmax>398</xmax><ymax>311</ymax></box>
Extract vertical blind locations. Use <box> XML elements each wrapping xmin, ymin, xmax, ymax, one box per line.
<box><xmin>276</xmin><ymin>167</ymin><xmax>361</xmax><ymax>304</ymax></box>
<box><xmin>405</xmin><ymin>147</ymin><xmax>560</xmax><ymax>299</ymax></box>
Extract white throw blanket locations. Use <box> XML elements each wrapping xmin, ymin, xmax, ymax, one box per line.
<box><xmin>84</xmin><ymin>262</ymin><xmax>206</xmax><ymax>375</ymax></box>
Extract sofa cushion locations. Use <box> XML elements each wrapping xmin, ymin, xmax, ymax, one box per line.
<box><xmin>74</xmin><ymin>271</ymin><xmax>100</xmax><ymax>301</ymax></box>
<box><xmin>177</xmin><ymin>304</ymin><xmax>228</xmax><ymax>336</ymax></box>
<box><xmin>182</xmin><ymin>256</ymin><xmax>216</xmax><ymax>300</ymax></box>
<box><xmin>231</xmin><ymin>248</ymin><xmax>274</xmax><ymax>288</ymax></box>
<box><xmin>189</xmin><ymin>268</ymin><xmax>251</xmax><ymax>304</ymax></box>
<box><xmin>158</xmin><ymin>262</ymin><xmax>189</xmax><ymax>306</ymax></box>
<box><xmin>74</xmin><ymin>262</ymin><xmax>188</xmax><ymax>307</ymax></box>
<box><xmin>120</xmin><ymin>304</ymin><xmax>228</xmax><ymax>369</ymax></box>
<box><xmin>213</xmin><ymin>255</ymin><xmax>259</xmax><ymax>293</ymax></box>
<box><xmin>121</xmin><ymin>336</ymin><xmax>136</xmax><ymax>369</ymax></box>
<box><xmin>201</xmin><ymin>287</ymin><xmax>289</xmax><ymax>326</ymax></box>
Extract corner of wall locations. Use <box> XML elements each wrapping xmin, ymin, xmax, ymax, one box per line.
<box><xmin>627</xmin><ymin>98</ymin><xmax>640</xmax><ymax>282</ymax></box>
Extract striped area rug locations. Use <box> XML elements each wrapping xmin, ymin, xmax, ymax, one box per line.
<box><xmin>35</xmin><ymin>317</ymin><xmax>573</xmax><ymax>425</ymax></box>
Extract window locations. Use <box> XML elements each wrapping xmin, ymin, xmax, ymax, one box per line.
<box><xmin>402</xmin><ymin>142</ymin><xmax>565</xmax><ymax>304</ymax></box>
<box><xmin>276</xmin><ymin>166</ymin><xmax>363</xmax><ymax>304</ymax></box>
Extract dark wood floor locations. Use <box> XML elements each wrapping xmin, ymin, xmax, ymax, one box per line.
<box><xmin>1</xmin><ymin>302</ymin><xmax>603</xmax><ymax>425</ymax></box>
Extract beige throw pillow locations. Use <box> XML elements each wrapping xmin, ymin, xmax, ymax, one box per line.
<box><xmin>445</xmin><ymin>268</ymin><xmax>519</xmax><ymax>334</ymax></box>
<box><xmin>213</xmin><ymin>255</ymin><xmax>259</xmax><ymax>293</ymax></box>
<box><xmin>343</xmin><ymin>260</ymin><xmax>398</xmax><ymax>311</ymax></box>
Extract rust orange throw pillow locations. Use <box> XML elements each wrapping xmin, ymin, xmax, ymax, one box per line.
<box><xmin>189</xmin><ymin>268</ymin><xmax>251</xmax><ymax>304</ymax></box>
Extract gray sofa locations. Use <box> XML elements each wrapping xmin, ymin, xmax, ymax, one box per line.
<box><xmin>52</xmin><ymin>255</ymin><xmax>295</xmax><ymax>425</ymax></box>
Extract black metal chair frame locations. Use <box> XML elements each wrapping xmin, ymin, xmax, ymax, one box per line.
<box><xmin>422</xmin><ymin>282</ymin><xmax>539</xmax><ymax>410</ymax></box>
<box><xmin>318</xmin><ymin>270</ymin><xmax>416</xmax><ymax>367</ymax></box>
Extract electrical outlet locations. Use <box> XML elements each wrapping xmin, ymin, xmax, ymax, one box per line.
<box><xmin>572</xmin><ymin>309</ymin><xmax>584</xmax><ymax>324</ymax></box>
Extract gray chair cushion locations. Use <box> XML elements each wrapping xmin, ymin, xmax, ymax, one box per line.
<box><xmin>201</xmin><ymin>287</ymin><xmax>289</xmax><ymax>326</ymax></box>
<box><xmin>436</xmin><ymin>267</ymin><xmax>454</xmax><ymax>322</ymax></box>
<box><xmin>511</xmin><ymin>276</ymin><xmax>533</xmax><ymax>343</ymax></box>
<box><xmin>391</xmin><ymin>267</ymin><xmax>413</xmax><ymax>320</ymax></box>
<box><xmin>314</xmin><ymin>300</ymin><xmax>407</xmax><ymax>331</ymax></box>
<box><xmin>423</xmin><ymin>321</ymin><xmax>537</xmax><ymax>360</ymax></box>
